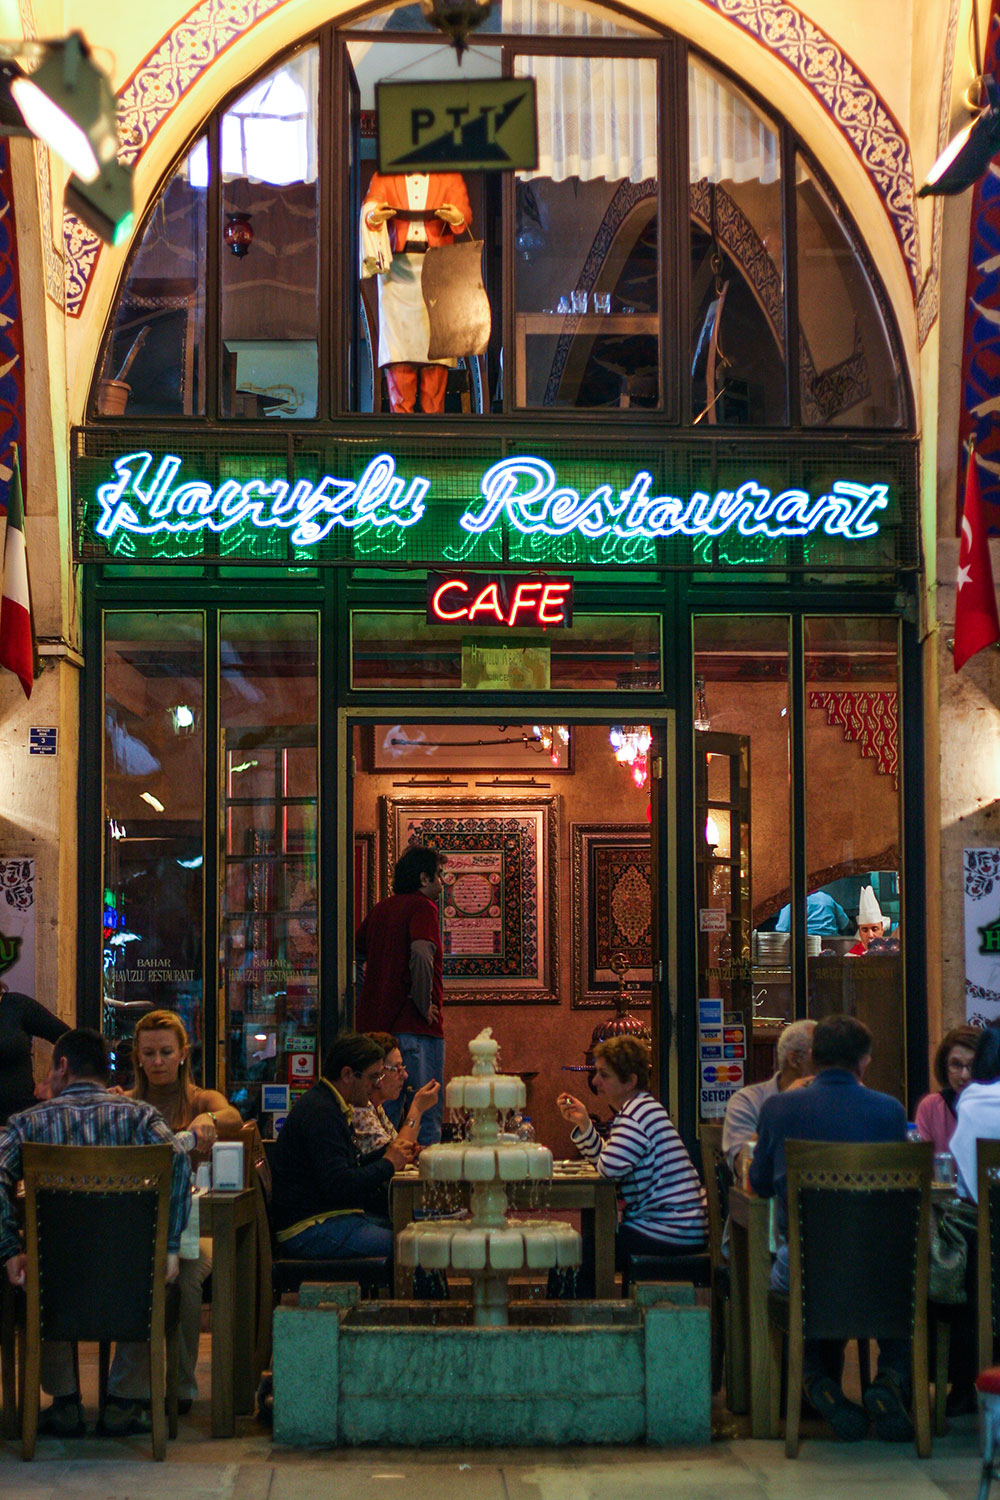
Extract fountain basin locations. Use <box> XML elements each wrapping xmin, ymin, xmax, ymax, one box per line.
<box><xmin>420</xmin><ymin>1141</ymin><xmax>553</xmax><ymax>1182</ymax></box>
<box><xmin>272</xmin><ymin>1283</ymin><xmax>710</xmax><ymax>1447</ymax></box>
<box><xmin>397</xmin><ymin>1217</ymin><xmax>581</xmax><ymax>1272</ymax></box>
<box><xmin>446</xmin><ymin>1074</ymin><xmax>526</xmax><ymax>1110</ymax></box>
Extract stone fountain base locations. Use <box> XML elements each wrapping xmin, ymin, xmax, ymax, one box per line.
<box><xmin>272</xmin><ymin>1282</ymin><xmax>710</xmax><ymax>1447</ymax></box>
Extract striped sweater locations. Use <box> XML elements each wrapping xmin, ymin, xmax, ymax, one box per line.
<box><xmin>572</xmin><ymin>1091</ymin><xmax>708</xmax><ymax>1246</ymax></box>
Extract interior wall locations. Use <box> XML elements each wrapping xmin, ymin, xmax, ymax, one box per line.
<box><xmin>352</xmin><ymin>723</ymin><xmax>656</xmax><ymax>1152</ymax></box>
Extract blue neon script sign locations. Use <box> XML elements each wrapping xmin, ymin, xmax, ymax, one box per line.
<box><xmin>94</xmin><ymin>451</ymin><xmax>889</xmax><ymax>548</ymax></box>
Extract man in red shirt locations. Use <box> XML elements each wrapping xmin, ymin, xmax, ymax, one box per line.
<box><xmin>355</xmin><ymin>845</ymin><xmax>445</xmax><ymax>1144</ymax></box>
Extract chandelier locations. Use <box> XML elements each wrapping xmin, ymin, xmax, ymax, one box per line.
<box><xmin>609</xmin><ymin>724</ymin><xmax>652</xmax><ymax>788</ymax></box>
<box><xmin>532</xmin><ymin>723</ymin><xmax>569</xmax><ymax>766</ymax></box>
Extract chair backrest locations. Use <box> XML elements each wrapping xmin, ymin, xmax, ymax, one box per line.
<box><xmin>22</xmin><ymin>1142</ymin><xmax>173</xmax><ymax>1344</ymax></box>
<box><xmin>785</xmin><ymin>1139</ymin><xmax>931</xmax><ymax>1343</ymax></box>
<box><xmin>976</xmin><ymin>1136</ymin><xmax>1000</xmax><ymax>1367</ymax></box>
<box><xmin>698</xmin><ymin>1122</ymin><xmax>731</xmax><ymax>1269</ymax></box>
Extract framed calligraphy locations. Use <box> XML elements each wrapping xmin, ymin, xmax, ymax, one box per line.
<box><xmin>382</xmin><ymin>796</ymin><xmax>559</xmax><ymax>1003</ymax></box>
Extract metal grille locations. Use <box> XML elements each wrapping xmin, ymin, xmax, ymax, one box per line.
<box><xmin>72</xmin><ymin>425</ymin><xmax>919</xmax><ymax>574</ymax></box>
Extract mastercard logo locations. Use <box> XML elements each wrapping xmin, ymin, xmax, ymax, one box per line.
<box><xmin>702</xmin><ymin>1064</ymin><xmax>743</xmax><ymax>1084</ymax></box>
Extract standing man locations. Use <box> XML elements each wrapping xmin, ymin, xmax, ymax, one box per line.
<box><xmin>361</xmin><ymin>171</ymin><xmax>473</xmax><ymax>414</ymax></box>
<box><xmin>356</xmin><ymin>845</ymin><xmax>445</xmax><ymax>1145</ymax></box>
<box><xmin>721</xmin><ymin>1017</ymin><xmax>815</xmax><ymax>1172</ymax></box>
<box><xmin>749</xmin><ymin>1014</ymin><xmax>909</xmax><ymax>1442</ymax></box>
<box><xmin>0</xmin><ymin>1028</ymin><xmax>192</xmax><ymax>1437</ymax></box>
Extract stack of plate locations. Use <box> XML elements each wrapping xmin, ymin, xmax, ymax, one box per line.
<box><xmin>755</xmin><ymin>931</ymin><xmax>790</xmax><ymax>967</ymax></box>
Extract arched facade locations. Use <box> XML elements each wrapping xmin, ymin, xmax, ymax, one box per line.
<box><xmin>2</xmin><ymin>0</ymin><xmax>986</xmax><ymax>1146</ymax></box>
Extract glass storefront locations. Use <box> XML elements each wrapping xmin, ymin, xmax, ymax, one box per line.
<box><xmin>79</xmin><ymin>0</ymin><xmax>922</xmax><ymax>1144</ymax></box>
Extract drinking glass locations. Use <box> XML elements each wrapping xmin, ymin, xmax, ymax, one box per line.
<box><xmin>570</xmin><ymin>289</ymin><xmax>589</xmax><ymax>315</ymax></box>
<box><xmin>594</xmin><ymin>292</ymin><xmax>611</xmax><ymax>314</ymax></box>
<box><xmin>933</xmin><ymin>1152</ymin><xmax>957</xmax><ymax>1187</ymax></box>
<box><xmin>556</xmin><ymin>294</ymin><xmax>571</xmax><ymax>315</ymax></box>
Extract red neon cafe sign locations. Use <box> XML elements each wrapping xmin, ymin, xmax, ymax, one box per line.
<box><xmin>426</xmin><ymin>572</ymin><xmax>573</xmax><ymax>628</ymax></box>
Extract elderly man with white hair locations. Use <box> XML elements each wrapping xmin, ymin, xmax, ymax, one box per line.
<box><xmin>721</xmin><ymin>1018</ymin><xmax>816</xmax><ymax>1172</ymax></box>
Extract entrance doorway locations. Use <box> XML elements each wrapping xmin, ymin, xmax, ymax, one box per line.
<box><xmin>344</xmin><ymin>714</ymin><xmax>673</xmax><ymax>1156</ymax></box>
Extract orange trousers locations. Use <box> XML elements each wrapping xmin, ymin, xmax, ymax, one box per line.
<box><xmin>384</xmin><ymin>362</ymin><xmax>449</xmax><ymax>414</ymax></box>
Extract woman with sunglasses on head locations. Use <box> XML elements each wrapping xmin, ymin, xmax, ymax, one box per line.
<box><xmin>352</xmin><ymin>1031</ymin><xmax>439</xmax><ymax>1155</ymax></box>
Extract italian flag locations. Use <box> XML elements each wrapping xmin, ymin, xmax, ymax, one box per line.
<box><xmin>0</xmin><ymin>446</ymin><xmax>36</xmax><ymax>697</ymax></box>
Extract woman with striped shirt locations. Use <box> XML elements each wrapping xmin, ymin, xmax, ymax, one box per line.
<box><xmin>557</xmin><ymin>1036</ymin><xmax>707</xmax><ymax>1258</ymax></box>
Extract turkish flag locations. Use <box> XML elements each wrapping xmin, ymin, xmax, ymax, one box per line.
<box><xmin>955</xmin><ymin>452</ymin><xmax>1000</xmax><ymax>671</ymax></box>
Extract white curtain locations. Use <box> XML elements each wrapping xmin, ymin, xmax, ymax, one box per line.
<box><xmin>512</xmin><ymin>19</ymin><xmax>779</xmax><ymax>188</ymax></box>
<box><xmin>687</xmin><ymin>58</ymin><xmax>780</xmax><ymax>185</ymax></box>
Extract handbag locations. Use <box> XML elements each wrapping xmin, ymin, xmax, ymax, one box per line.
<box><xmin>928</xmin><ymin>1197</ymin><xmax>976</xmax><ymax>1303</ymax></box>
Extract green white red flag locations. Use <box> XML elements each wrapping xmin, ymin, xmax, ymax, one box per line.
<box><xmin>0</xmin><ymin>445</ymin><xmax>37</xmax><ymax>697</ymax></box>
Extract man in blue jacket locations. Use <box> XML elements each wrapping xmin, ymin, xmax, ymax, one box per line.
<box><xmin>750</xmin><ymin>1013</ymin><xmax>909</xmax><ymax>1442</ymax></box>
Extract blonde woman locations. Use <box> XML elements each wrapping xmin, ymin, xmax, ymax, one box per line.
<box><xmin>103</xmin><ymin>1009</ymin><xmax>241</xmax><ymax>1432</ymax></box>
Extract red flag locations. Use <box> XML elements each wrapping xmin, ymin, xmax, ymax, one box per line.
<box><xmin>955</xmin><ymin>452</ymin><xmax>1000</xmax><ymax>671</ymax></box>
<box><xmin>0</xmin><ymin>446</ymin><xmax>36</xmax><ymax>697</ymax></box>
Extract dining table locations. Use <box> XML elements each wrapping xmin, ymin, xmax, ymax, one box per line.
<box><xmin>389</xmin><ymin>1163</ymin><xmax>619</xmax><ymax>1300</ymax></box>
<box><xmin>197</xmin><ymin>1187</ymin><xmax>259</xmax><ymax>1437</ymax></box>
<box><xmin>726</xmin><ymin>1184</ymin><xmax>775</xmax><ymax>1437</ymax></box>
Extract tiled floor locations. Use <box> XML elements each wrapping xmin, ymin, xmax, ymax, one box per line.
<box><xmin>0</xmin><ymin>1337</ymin><xmax>987</xmax><ymax>1500</ymax></box>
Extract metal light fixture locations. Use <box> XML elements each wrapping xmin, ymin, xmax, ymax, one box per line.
<box><xmin>609</xmin><ymin>724</ymin><xmax>652</xmax><ymax>789</ymax></box>
<box><xmin>694</xmin><ymin>673</ymin><xmax>711</xmax><ymax>732</ymax></box>
<box><xmin>0</xmin><ymin>31</ymin><xmax>134</xmax><ymax>245</ymax></box>
<box><xmin>919</xmin><ymin>73</ymin><xmax>1000</xmax><ymax>196</ymax></box>
<box><xmin>224</xmin><ymin>211</ymin><xmax>254</xmax><ymax>258</ymax></box>
<box><xmin>418</xmin><ymin>0</ymin><xmax>495</xmax><ymax>59</ymax></box>
<box><xmin>66</xmin><ymin>156</ymin><xmax>133</xmax><ymax>245</ymax></box>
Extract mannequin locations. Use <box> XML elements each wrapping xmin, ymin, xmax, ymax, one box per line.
<box><xmin>361</xmin><ymin>171</ymin><xmax>473</xmax><ymax>413</ymax></box>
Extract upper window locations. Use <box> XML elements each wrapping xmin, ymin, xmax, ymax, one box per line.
<box><xmin>92</xmin><ymin>5</ymin><xmax>908</xmax><ymax>429</ymax></box>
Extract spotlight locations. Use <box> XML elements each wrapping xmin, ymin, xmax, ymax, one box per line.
<box><xmin>0</xmin><ymin>61</ymin><xmax>30</xmax><ymax>137</ymax></box>
<box><xmin>919</xmin><ymin>74</ymin><xmax>1000</xmax><ymax>196</ymax></box>
<box><xmin>65</xmin><ymin>156</ymin><xmax>134</xmax><ymax>246</ymax></box>
<box><xmin>9</xmin><ymin>32</ymin><xmax>118</xmax><ymax>184</ymax></box>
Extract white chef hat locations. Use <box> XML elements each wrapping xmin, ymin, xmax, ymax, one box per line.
<box><xmin>857</xmin><ymin>885</ymin><xmax>887</xmax><ymax>929</ymax></box>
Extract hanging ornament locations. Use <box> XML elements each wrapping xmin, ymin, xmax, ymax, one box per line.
<box><xmin>224</xmin><ymin>212</ymin><xmax>254</xmax><ymax>258</ymax></box>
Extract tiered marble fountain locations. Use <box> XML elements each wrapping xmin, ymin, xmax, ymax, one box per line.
<box><xmin>397</xmin><ymin>1027</ymin><xmax>581</xmax><ymax>1325</ymax></box>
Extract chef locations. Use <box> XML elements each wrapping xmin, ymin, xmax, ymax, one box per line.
<box><xmin>361</xmin><ymin>171</ymin><xmax>473</xmax><ymax>414</ymax></box>
<box><xmin>848</xmin><ymin>884</ymin><xmax>888</xmax><ymax>955</ymax></box>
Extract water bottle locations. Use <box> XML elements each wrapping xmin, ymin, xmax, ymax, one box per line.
<box><xmin>517</xmin><ymin>1115</ymin><xmax>535</xmax><ymax>1143</ymax></box>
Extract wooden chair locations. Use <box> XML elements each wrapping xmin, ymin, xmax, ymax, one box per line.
<box><xmin>20</xmin><ymin>1142</ymin><xmax>180</xmax><ymax>1460</ymax></box>
<box><xmin>978</xmin><ymin>1138</ymin><xmax>1000</xmax><ymax>1374</ymax></box>
<box><xmin>699</xmin><ymin>1121</ymin><xmax>732</xmax><ymax>1393</ymax></box>
<box><xmin>766</xmin><ymin>1139</ymin><xmax>933</xmax><ymax>1457</ymax></box>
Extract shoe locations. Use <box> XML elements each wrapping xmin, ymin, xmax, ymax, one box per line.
<box><xmin>96</xmin><ymin>1398</ymin><xmax>152</xmax><ymax>1437</ymax></box>
<box><xmin>805</xmin><ymin>1374</ymin><xmax>869</xmax><ymax>1441</ymax></box>
<box><xmin>945</xmin><ymin>1383</ymin><xmax>978</xmax><ymax>1419</ymax></box>
<box><xmin>37</xmin><ymin>1396</ymin><xmax>85</xmax><ymax>1437</ymax></box>
<box><xmin>256</xmin><ymin>1374</ymin><xmax>273</xmax><ymax>1429</ymax></box>
<box><xmin>863</xmin><ymin>1374</ymin><xmax>915</xmax><ymax>1442</ymax></box>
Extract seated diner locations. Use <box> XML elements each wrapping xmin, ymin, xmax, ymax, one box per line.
<box><xmin>352</xmin><ymin>1030</ymin><xmax>439</xmax><ymax>1155</ymax></box>
<box><xmin>556</xmin><ymin>1035</ymin><xmax>707</xmax><ymax>1269</ymax></box>
<box><xmin>271</xmin><ymin>1031</ymin><xmax>415</xmax><ymax>1261</ymax></box>
<box><xmin>914</xmin><ymin>1023</ymin><xmax>980</xmax><ymax>1153</ymax></box>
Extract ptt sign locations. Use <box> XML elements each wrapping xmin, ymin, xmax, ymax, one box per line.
<box><xmin>376</xmin><ymin>79</ymin><xmax>538</xmax><ymax>173</ymax></box>
<box><xmin>427</xmin><ymin>572</ymin><xmax>573</xmax><ymax>628</ymax></box>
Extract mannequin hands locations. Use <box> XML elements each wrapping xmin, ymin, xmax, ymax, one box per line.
<box><xmin>435</xmin><ymin>204</ymin><xmax>464</xmax><ymax>227</ymax></box>
<box><xmin>366</xmin><ymin>203</ymin><xmax>396</xmax><ymax>226</ymax></box>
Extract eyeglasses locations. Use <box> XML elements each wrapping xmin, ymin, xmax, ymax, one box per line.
<box><xmin>381</xmin><ymin>1063</ymin><xmax>407</xmax><ymax>1074</ymax></box>
<box><xmin>948</xmin><ymin>1059</ymin><xmax>973</xmax><ymax>1073</ymax></box>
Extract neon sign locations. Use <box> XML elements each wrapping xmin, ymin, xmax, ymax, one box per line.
<box><xmin>91</xmin><ymin>450</ymin><xmax>890</xmax><ymax>551</ymax></box>
<box><xmin>427</xmin><ymin>572</ymin><xmax>573</xmax><ymax>627</ymax></box>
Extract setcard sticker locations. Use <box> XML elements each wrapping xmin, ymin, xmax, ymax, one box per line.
<box><xmin>289</xmin><ymin>1052</ymin><xmax>316</xmax><ymax>1082</ymax></box>
<box><xmin>700</xmin><ymin>1085</ymin><xmax>740</xmax><ymax>1119</ymax></box>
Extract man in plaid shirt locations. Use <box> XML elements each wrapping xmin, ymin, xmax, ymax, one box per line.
<box><xmin>0</xmin><ymin>1028</ymin><xmax>191</xmax><ymax>1436</ymax></box>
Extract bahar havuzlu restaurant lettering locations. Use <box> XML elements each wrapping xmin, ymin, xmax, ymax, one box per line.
<box><xmin>80</xmin><ymin>449</ymin><xmax>897</xmax><ymax>567</ymax></box>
